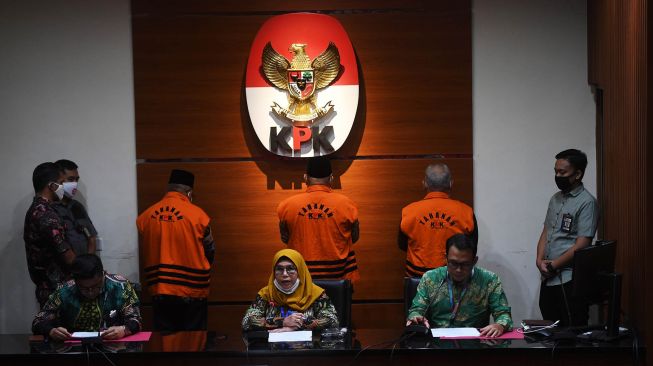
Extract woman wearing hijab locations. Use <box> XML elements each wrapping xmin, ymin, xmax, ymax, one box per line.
<box><xmin>242</xmin><ymin>249</ymin><xmax>339</xmax><ymax>332</ymax></box>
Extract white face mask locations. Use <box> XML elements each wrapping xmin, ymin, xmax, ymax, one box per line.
<box><xmin>274</xmin><ymin>279</ymin><xmax>300</xmax><ymax>295</ymax></box>
<box><xmin>63</xmin><ymin>182</ymin><xmax>78</xmax><ymax>198</ymax></box>
<box><xmin>51</xmin><ymin>183</ymin><xmax>65</xmax><ymax>201</ymax></box>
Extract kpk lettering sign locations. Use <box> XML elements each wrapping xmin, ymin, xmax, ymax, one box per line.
<box><xmin>245</xmin><ymin>13</ymin><xmax>359</xmax><ymax>157</ymax></box>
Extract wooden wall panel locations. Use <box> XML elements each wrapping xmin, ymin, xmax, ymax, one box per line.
<box><xmin>588</xmin><ymin>0</ymin><xmax>650</xmax><ymax>348</ymax></box>
<box><xmin>132</xmin><ymin>15</ymin><xmax>264</xmax><ymax>159</ymax></box>
<box><xmin>351</xmin><ymin>303</ymin><xmax>405</xmax><ymax>329</ymax></box>
<box><xmin>133</xmin><ymin>0</ymin><xmax>472</xmax><ymax>330</ymax></box>
<box><xmin>133</xmin><ymin>2</ymin><xmax>471</xmax><ymax>159</ymax></box>
<box><xmin>132</xmin><ymin>0</ymin><xmax>468</xmax><ymax>17</ymax></box>
<box><xmin>137</xmin><ymin>159</ymin><xmax>472</xmax><ymax>303</ymax></box>
<box><xmin>648</xmin><ymin>0</ymin><xmax>653</xmax><ymax>354</ymax></box>
<box><xmin>141</xmin><ymin>303</ymin><xmax>406</xmax><ymax>333</ymax></box>
<box><xmin>340</xmin><ymin>12</ymin><xmax>471</xmax><ymax>156</ymax></box>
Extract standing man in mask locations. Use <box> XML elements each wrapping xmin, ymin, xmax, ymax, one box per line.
<box><xmin>536</xmin><ymin>149</ymin><xmax>599</xmax><ymax>326</ymax></box>
<box><xmin>53</xmin><ymin>160</ymin><xmax>98</xmax><ymax>255</ymax></box>
<box><xmin>137</xmin><ymin>169</ymin><xmax>215</xmax><ymax>330</ymax></box>
<box><xmin>24</xmin><ymin>162</ymin><xmax>76</xmax><ymax>307</ymax></box>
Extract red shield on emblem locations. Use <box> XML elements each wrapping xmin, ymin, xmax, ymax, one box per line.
<box><xmin>288</xmin><ymin>70</ymin><xmax>315</xmax><ymax>100</ymax></box>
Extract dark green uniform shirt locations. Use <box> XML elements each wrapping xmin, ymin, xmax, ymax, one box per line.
<box><xmin>407</xmin><ymin>266</ymin><xmax>513</xmax><ymax>330</ymax></box>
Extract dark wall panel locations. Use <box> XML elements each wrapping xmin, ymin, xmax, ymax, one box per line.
<box><xmin>132</xmin><ymin>1</ymin><xmax>469</xmax><ymax>19</ymax></box>
<box><xmin>137</xmin><ymin>159</ymin><xmax>472</xmax><ymax>302</ymax></box>
<box><xmin>133</xmin><ymin>2</ymin><xmax>471</xmax><ymax>159</ymax></box>
<box><xmin>132</xmin><ymin>0</ymin><xmax>472</xmax><ymax>325</ymax></box>
<box><xmin>588</xmin><ymin>0</ymin><xmax>650</xmax><ymax>347</ymax></box>
<box><xmin>141</xmin><ymin>302</ymin><xmax>406</xmax><ymax>334</ymax></box>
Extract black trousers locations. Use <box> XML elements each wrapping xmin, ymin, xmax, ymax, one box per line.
<box><xmin>152</xmin><ymin>295</ymin><xmax>208</xmax><ymax>331</ymax></box>
<box><xmin>539</xmin><ymin>280</ymin><xmax>589</xmax><ymax>327</ymax></box>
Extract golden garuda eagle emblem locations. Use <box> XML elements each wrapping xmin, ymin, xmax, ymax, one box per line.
<box><xmin>262</xmin><ymin>42</ymin><xmax>341</xmax><ymax>126</ymax></box>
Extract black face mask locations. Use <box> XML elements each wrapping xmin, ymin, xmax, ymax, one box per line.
<box><xmin>555</xmin><ymin>175</ymin><xmax>574</xmax><ymax>192</ymax></box>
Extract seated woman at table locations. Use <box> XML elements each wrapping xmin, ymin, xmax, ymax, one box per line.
<box><xmin>32</xmin><ymin>254</ymin><xmax>142</xmax><ymax>341</ymax></box>
<box><xmin>242</xmin><ymin>249</ymin><xmax>338</xmax><ymax>332</ymax></box>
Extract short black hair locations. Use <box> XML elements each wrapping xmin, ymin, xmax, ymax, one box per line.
<box><xmin>32</xmin><ymin>162</ymin><xmax>62</xmax><ymax>192</ymax></box>
<box><xmin>446</xmin><ymin>234</ymin><xmax>477</xmax><ymax>257</ymax></box>
<box><xmin>55</xmin><ymin>159</ymin><xmax>78</xmax><ymax>171</ymax></box>
<box><xmin>306</xmin><ymin>156</ymin><xmax>332</xmax><ymax>178</ymax></box>
<box><xmin>71</xmin><ymin>254</ymin><xmax>104</xmax><ymax>280</ymax></box>
<box><xmin>555</xmin><ymin>149</ymin><xmax>588</xmax><ymax>180</ymax></box>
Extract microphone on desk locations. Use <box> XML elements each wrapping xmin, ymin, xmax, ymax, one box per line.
<box><xmin>404</xmin><ymin>276</ymin><xmax>447</xmax><ymax>337</ymax></box>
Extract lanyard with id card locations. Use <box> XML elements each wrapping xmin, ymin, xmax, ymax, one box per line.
<box><xmin>447</xmin><ymin>278</ymin><xmax>468</xmax><ymax>324</ymax></box>
<box><xmin>560</xmin><ymin>213</ymin><xmax>573</xmax><ymax>233</ymax></box>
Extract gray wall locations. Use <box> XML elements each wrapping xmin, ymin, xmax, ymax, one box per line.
<box><xmin>0</xmin><ymin>0</ymin><xmax>137</xmax><ymax>333</ymax></box>
<box><xmin>0</xmin><ymin>0</ymin><xmax>593</xmax><ymax>332</ymax></box>
<box><xmin>473</xmin><ymin>0</ymin><xmax>595</xmax><ymax>324</ymax></box>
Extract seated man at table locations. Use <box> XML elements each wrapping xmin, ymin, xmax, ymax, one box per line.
<box><xmin>32</xmin><ymin>254</ymin><xmax>142</xmax><ymax>341</ymax></box>
<box><xmin>406</xmin><ymin>234</ymin><xmax>513</xmax><ymax>337</ymax></box>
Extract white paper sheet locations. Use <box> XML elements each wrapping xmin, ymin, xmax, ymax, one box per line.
<box><xmin>71</xmin><ymin>332</ymin><xmax>101</xmax><ymax>338</ymax></box>
<box><xmin>268</xmin><ymin>330</ymin><xmax>313</xmax><ymax>343</ymax></box>
<box><xmin>431</xmin><ymin>327</ymin><xmax>480</xmax><ymax>338</ymax></box>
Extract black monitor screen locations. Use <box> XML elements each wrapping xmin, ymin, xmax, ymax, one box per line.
<box><xmin>571</xmin><ymin>240</ymin><xmax>616</xmax><ymax>302</ymax></box>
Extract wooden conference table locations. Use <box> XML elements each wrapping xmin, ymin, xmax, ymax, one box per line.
<box><xmin>0</xmin><ymin>327</ymin><xmax>642</xmax><ymax>366</ymax></box>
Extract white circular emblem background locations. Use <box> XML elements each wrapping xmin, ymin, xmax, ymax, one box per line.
<box><xmin>245</xmin><ymin>13</ymin><xmax>359</xmax><ymax>157</ymax></box>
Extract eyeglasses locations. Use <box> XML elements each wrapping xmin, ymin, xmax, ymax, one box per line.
<box><xmin>447</xmin><ymin>260</ymin><xmax>475</xmax><ymax>270</ymax></box>
<box><xmin>274</xmin><ymin>265</ymin><xmax>298</xmax><ymax>275</ymax></box>
<box><xmin>77</xmin><ymin>278</ymin><xmax>104</xmax><ymax>293</ymax></box>
<box><xmin>78</xmin><ymin>285</ymin><xmax>103</xmax><ymax>293</ymax></box>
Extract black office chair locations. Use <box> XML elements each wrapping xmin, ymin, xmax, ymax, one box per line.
<box><xmin>313</xmin><ymin>279</ymin><xmax>352</xmax><ymax>329</ymax></box>
<box><xmin>404</xmin><ymin>277</ymin><xmax>421</xmax><ymax>317</ymax></box>
<box><xmin>131</xmin><ymin>282</ymin><xmax>142</xmax><ymax>301</ymax></box>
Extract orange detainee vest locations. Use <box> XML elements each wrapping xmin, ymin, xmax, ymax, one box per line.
<box><xmin>277</xmin><ymin>185</ymin><xmax>360</xmax><ymax>282</ymax></box>
<box><xmin>400</xmin><ymin>192</ymin><xmax>475</xmax><ymax>277</ymax></box>
<box><xmin>160</xmin><ymin>331</ymin><xmax>207</xmax><ymax>352</ymax></box>
<box><xmin>137</xmin><ymin>192</ymin><xmax>212</xmax><ymax>298</ymax></box>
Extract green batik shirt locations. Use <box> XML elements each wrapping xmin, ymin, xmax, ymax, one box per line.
<box><xmin>407</xmin><ymin>266</ymin><xmax>513</xmax><ymax>330</ymax></box>
<box><xmin>242</xmin><ymin>293</ymin><xmax>339</xmax><ymax>331</ymax></box>
<box><xmin>32</xmin><ymin>273</ymin><xmax>142</xmax><ymax>336</ymax></box>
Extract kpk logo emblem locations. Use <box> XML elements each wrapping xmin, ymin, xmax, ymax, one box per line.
<box><xmin>246</xmin><ymin>13</ymin><xmax>359</xmax><ymax>157</ymax></box>
<box><xmin>264</xmin><ymin>42</ymin><xmax>339</xmax><ymax>124</ymax></box>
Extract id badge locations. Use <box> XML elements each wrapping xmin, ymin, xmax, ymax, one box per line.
<box><xmin>561</xmin><ymin>213</ymin><xmax>573</xmax><ymax>233</ymax></box>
